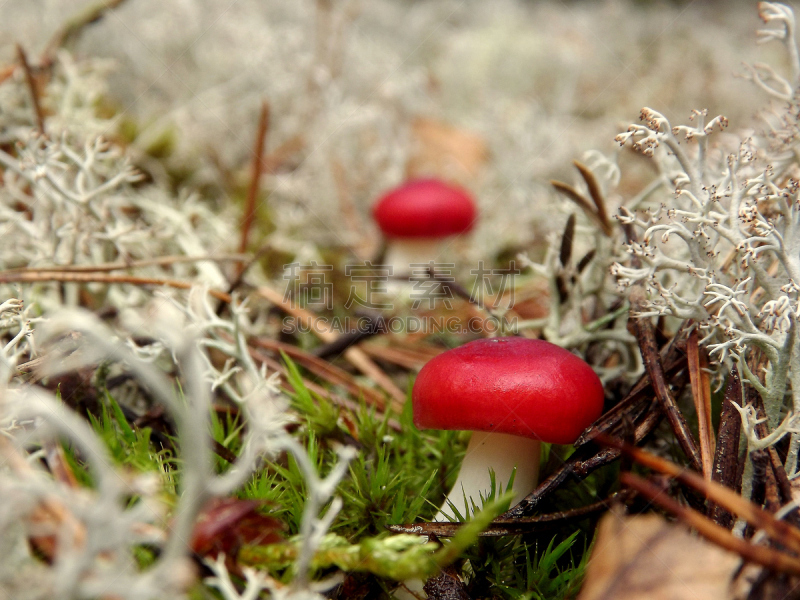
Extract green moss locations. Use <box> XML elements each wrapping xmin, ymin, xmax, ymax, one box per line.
<box><xmin>60</xmin><ymin>357</ymin><xmax>591</xmax><ymax>596</ymax></box>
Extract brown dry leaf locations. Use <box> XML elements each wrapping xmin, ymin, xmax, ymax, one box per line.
<box><xmin>405</xmin><ymin>117</ymin><xmax>488</xmax><ymax>184</ymax></box>
<box><xmin>190</xmin><ymin>498</ymin><xmax>284</xmax><ymax>558</ymax></box>
<box><xmin>578</xmin><ymin>510</ymin><xmax>740</xmax><ymax>600</ymax></box>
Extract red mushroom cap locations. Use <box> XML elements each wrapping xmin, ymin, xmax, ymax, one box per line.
<box><xmin>372</xmin><ymin>179</ymin><xmax>477</xmax><ymax>239</ymax></box>
<box><xmin>412</xmin><ymin>337</ymin><xmax>604</xmax><ymax>445</ymax></box>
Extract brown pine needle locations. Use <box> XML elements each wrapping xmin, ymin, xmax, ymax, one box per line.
<box><xmin>256</xmin><ymin>285</ymin><xmax>406</xmax><ymax>410</ymax></box>
<box><xmin>0</xmin><ymin>270</ymin><xmax>232</xmax><ymax>303</ymax></box>
<box><xmin>550</xmin><ymin>179</ymin><xmax>613</xmax><ymax>237</ymax></box>
<box><xmin>360</xmin><ymin>343</ymin><xmax>438</xmax><ymax>370</ymax></box>
<box><xmin>630</xmin><ymin>289</ymin><xmax>702</xmax><ymax>472</ymax></box>
<box><xmin>550</xmin><ymin>180</ymin><xmax>595</xmax><ymax>217</ymax></box>
<box><xmin>16</xmin><ymin>44</ymin><xmax>45</xmax><ymax>135</ymax></box>
<box><xmin>621</xmin><ymin>472</ymin><xmax>800</xmax><ymax>576</ymax></box>
<box><xmin>602</xmin><ymin>435</ymin><xmax>800</xmax><ymax>555</ymax></box>
<box><xmin>687</xmin><ymin>327</ymin><xmax>715</xmax><ymax>480</ymax></box>
<box><xmin>388</xmin><ymin>490</ymin><xmax>635</xmax><ymax>537</ymax></box>
<box><xmin>709</xmin><ymin>367</ymin><xmax>743</xmax><ymax>528</ymax></box>
<box><xmin>41</xmin><ymin>0</ymin><xmax>130</xmax><ymax>66</ymax></box>
<box><xmin>251</xmin><ymin>337</ymin><xmax>390</xmax><ymax>412</ymax></box>
<box><xmin>244</xmin><ymin>342</ymin><xmax>401</xmax><ymax>433</ymax></box>
<box><xmin>4</xmin><ymin>254</ymin><xmax>248</xmax><ymax>274</ymax></box>
<box><xmin>573</xmin><ymin>160</ymin><xmax>613</xmax><ymax>236</ymax></box>
<box><xmin>238</xmin><ymin>101</ymin><xmax>270</xmax><ymax>271</ymax></box>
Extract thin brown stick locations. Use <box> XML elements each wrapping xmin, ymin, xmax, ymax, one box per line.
<box><xmin>762</xmin><ymin>449</ymin><xmax>782</xmax><ymax>514</ymax></box>
<box><xmin>603</xmin><ymin>436</ymin><xmax>800</xmax><ymax>555</ymax></box>
<box><xmin>573</xmin><ymin>160</ymin><xmax>613</xmax><ymax>236</ymax></box>
<box><xmin>246</xmin><ymin>344</ymin><xmax>400</xmax><ymax>432</ymax></box>
<box><xmin>256</xmin><ymin>285</ymin><xmax>405</xmax><ymax>410</ymax></box>
<box><xmin>331</xmin><ymin>156</ymin><xmax>372</xmax><ymax>260</ymax></box>
<box><xmin>238</xmin><ymin>101</ymin><xmax>270</xmax><ymax>274</ymax></box>
<box><xmin>41</xmin><ymin>0</ymin><xmax>130</xmax><ymax>66</ymax></box>
<box><xmin>5</xmin><ymin>254</ymin><xmax>249</xmax><ymax>274</ymax></box>
<box><xmin>709</xmin><ymin>366</ymin><xmax>743</xmax><ymax>528</ymax></box>
<box><xmin>770</xmin><ymin>446</ymin><xmax>795</xmax><ymax>508</ymax></box>
<box><xmin>630</xmin><ymin>288</ymin><xmax>702</xmax><ymax>471</ymax></box>
<box><xmin>0</xmin><ymin>64</ymin><xmax>15</xmax><ymax>86</ymax></box>
<box><xmin>361</xmin><ymin>343</ymin><xmax>439</xmax><ymax>370</ymax></box>
<box><xmin>381</xmin><ymin>338</ymin><xmax>443</xmax><ymax>360</ymax></box>
<box><xmin>16</xmin><ymin>44</ymin><xmax>45</xmax><ymax>135</ymax></box>
<box><xmin>559</xmin><ymin>214</ymin><xmax>576</xmax><ymax>267</ymax></box>
<box><xmin>550</xmin><ymin>180</ymin><xmax>610</xmax><ymax>235</ymax></box>
<box><xmin>576</xmin><ymin>378</ymin><xmax>671</xmax><ymax>447</ymax></box>
<box><xmin>687</xmin><ymin>327</ymin><xmax>714</xmax><ymax>480</ymax></box>
<box><xmin>312</xmin><ymin>315</ymin><xmax>385</xmax><ymax>359</ymax></box>
<box><xmin>0</xmin><ymin>270</ymin><xmax>232</xmax><ymax>303</ymax></box>
<box><xmin>388</xmin><ymin>490</ymin><xmax>635</xmax><ymax>537</ymax></box>
<box><xmin>575</xmin><ymin>323</ymin><xmax>689</xmax><ymax>447</ymax></box>
<box><xmin>499</xmin><ymin>393</ymin><xmax>670</xmax><ymax>520</ymax></box>
<box><xmin>621</xmin><ymin>472</ymin><xmax>800</xmax><ymax>576</ymax></box>
<box><xmin>251</xmin><ymin>337</ymin><xmax>389</xmax><ymax>411</ymax></box>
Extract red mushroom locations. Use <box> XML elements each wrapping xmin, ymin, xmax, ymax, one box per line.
<box><xmin>412</xmin><ymin>337</ymin><xmax>604</xmax><ymax>521</ymax></box>
<box><xmin>372</xmin><ymin>179</ymin><xmax>477</xmax><ymax>274</ymax></box>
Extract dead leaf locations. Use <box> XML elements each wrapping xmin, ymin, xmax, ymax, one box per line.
<box><xmin>578</xmin><ymin>510</ymin><xmax>740</xmax><ymax>600</ymax></box>
<box><xmin>190</xmin><ymin>498</ymin><xmax>284</xmax><ymax>558</ymax></box>
<box><xmin>405</xmin><ymin>118</ymin><xmax>488</xmax><ymax>184</ymax></box>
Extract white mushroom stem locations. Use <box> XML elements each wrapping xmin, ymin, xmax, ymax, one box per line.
<box><xmin>383</xmin><ymin>238</ymin><xmax>444</xmax><ymax>276</ymax></box>
<box><xmin>393</xmin><ymin>432</ymin><xmax>541</xmax><ymax>599</ymax></box>
<box><xmin>435</xmin><ymin>431</ymin><xmax>541</xmax><ymax>522</ymax></box>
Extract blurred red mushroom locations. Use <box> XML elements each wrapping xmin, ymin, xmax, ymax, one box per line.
<box><xmin>372</xmin><ymin>178</ymin><xmax>477</xmax><ymax>275</ymax></box>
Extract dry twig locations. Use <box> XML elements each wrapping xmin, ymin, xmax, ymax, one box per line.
<box><xmin>572</xmin><ymin>160</ymin><xmax>613</xmax><ymax>236</ymax></box>
<box><xmin>603</xmin><ymin>436</ymin><xmax>800</xmax><ymax>556</ymax></box>
<box><xmin>630</xmin><ymin>288</ymin><xmax>702</xmax><ymax>471</ymax></box>
<box><xmin>256</xmin><ymin>285</ymin><xmax>405</xmax><ymax>409</ymax></box>
<box><xmin>41</xmin><ymin>0</ymin><xmax>130</xmax><ymax>65</ymax></box>
<box><xmin>0</xmin><ymin>270</ymin><xmax>232</xmax><ymax>302</ymax></box>
<box><xmin>687</xmin><ymin>327</ymin><xmax>715</xmax><ymax>480</ymax></box>
<box><xmin>709</xmin><ymin>366</ymin><xmax>744</xmax><ymax>528</ymax></box>
<box><xmin>15</xmin><ymin>44</ymin><xmax>45</xmax><ymax>135</ymax></box>
<box><xmin>622</xmin><ymin>472</ymin><xmax>800</xmax><ymax>576</ymax></box>
<box><xmin>550</xmin><ymin>161</ymin><xmax>613</xmax><ymax>237</ymax></box>
<box><xmin>387</xmin><ymin>490</ymin><xmax>635</xmax><ymax>537</ymax></box>
<box><xmin>4</xmin><ymin>254</ymin><xmax>248</xmax><ymax>274</ymax></box>
<box><xmin>238</xmin><ymin>101</ymin><xmax>270</xmax><ymax>274</ymax></box>
<box><xmin>251</xmin><ymin>337</ymin><xmax>391</xmax><ymax>413</ymax></box>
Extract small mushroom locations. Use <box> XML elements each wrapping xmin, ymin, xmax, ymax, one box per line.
<box><xmin>372</xmin><ymin>178</ymin><xmax>477</xmax><ymax>275</ymax></box>
<box><xmin>412</xmin><ymin>337</ymin><xmax>604</xmax><ymax>521</ymax></box>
